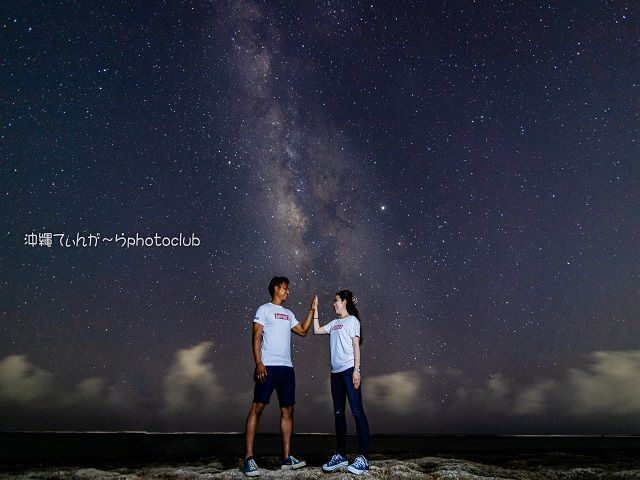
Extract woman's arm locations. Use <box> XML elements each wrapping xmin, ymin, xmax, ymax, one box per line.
<box><xmin>313</xmin><ymin>296</ymin><xmax>328</xmax><ymax>334</ymax></box>
<box><xmin>352</xmin><ymin>336</ymin><xmax>361</xmax><ymax>390</ymax></box>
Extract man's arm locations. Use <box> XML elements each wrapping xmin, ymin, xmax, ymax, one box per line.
<box><xmin>291</xmin><ymin>294</ymin><xmax>317</xmax><ymax>336</ymax></box>
<box><xmin>253</xmin><ymin>323</ymin><xmax>267</xmax><ymax>382</ymax></box>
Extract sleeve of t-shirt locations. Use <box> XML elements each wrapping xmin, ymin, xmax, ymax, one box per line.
<box><xmin>289</xmin><ymin>311</ymin><xmax>299</xmax><ymax>329</ymax></box>
<box><xmin>253</xmin><ymin>306</ymin><xmax>265</xmax><ymax>326</ymax></box>
<box><xmin>349</xmin><ymin>318</ymin><xmax>361</xmax><ymax>338</ymax></box>
<box><xmin>322</xmin><ymin>319</ymin><xmax>336</xmax><ymax>332</ymax></box>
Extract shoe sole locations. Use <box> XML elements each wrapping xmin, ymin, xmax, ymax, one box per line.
<box><xmin>243</xmin><ymin>470</ymin><xmax>260</xmax><ymax>477</ymax></box>
<box><xmin>322</xmin><ymin>461</ymin><xmax>348</xmax><ymax>472</ymax></box>
<box><xmin>281</xmin><ymin>461</ymin><xmax>306</xmax><ymax>470</ymax></box>
<box><xmin>347</xmin><ymin>466</ymin><xmax>369</xmax><ymax>475</ymax></box>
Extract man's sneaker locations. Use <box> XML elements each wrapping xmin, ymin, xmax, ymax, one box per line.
<box><xmin>347</xmin><ymin>455</ymin><xmax>369</xmax><ymax>475</ymax></box>
<box><xmin>322</xmin><ymin>453</ymin><xmax>349</xmax><ymax>472</ymax></box>
<box><xmin>242</xmin><ymin>457</ymin><xmax>261</xmax><ymax>477</ymax></box>
<box><xmin>281</xmin><ymin>455</ymin><xmax>306</xmax><ymax>470</ymax></box>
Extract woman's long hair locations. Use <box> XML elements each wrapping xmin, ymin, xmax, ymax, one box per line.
<box><xmin>336</xmin><ymin>289</ymin><xmax>362</xmax><ymax>344</ymax></box>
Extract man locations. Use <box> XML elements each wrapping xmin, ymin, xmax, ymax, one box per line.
<box><xmin>242</xmin><ymin>276</ymin><xmax>317</xmax><ymax>477</ymax></box>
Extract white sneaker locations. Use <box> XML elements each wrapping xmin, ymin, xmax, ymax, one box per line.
<box><xmin>322</xmin><ymin>453</ymin><xmax>349</xmax><ymax>472</ymax></box>
<box><xmin>281</xmin><ymin>455</ymin><xmax>306</xmax><ymax>470</ymax></box>
<box><xmin>241</xmin><ymin>457</ymin><xmax>261</xmax><ymax>477</ymax></box>
<box><xmin>347</xmin><ymin>455</ymin><xmax>369</xmax><ymax>475</ymax></box>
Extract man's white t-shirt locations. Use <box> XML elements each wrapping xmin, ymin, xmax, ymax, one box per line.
<box><xmin>253</xmin><ymin>302</ymin><xmax>299</xmax><ymax>367</ymax></box>
<box><xmin>322</xmin><ymin>315</ymin><xmax>361</xmax><ymax>373</ymax></box>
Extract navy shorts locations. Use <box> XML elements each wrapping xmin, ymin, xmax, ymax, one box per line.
<box><xmin>253</xmin><ymin>366</ymin><xmax>295</xmax><ymax>407</ymax></box>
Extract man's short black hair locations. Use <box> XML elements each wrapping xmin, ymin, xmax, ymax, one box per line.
<box><xmin>268</xmin><ymin>276</ymin><xmax>289</xmax><ymax>297</ymax></box>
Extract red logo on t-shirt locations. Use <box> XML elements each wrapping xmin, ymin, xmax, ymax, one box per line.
<box><xmin>331</xmin><ymin>324</ymin><xmax>343</xmax><ymax>330</ymax></box>
<box><xmin>275</xmin><ymin>313</ymin><xmax>289</xmax><ymax>320</ymax></box>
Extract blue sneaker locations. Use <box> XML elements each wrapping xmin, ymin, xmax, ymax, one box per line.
<box><xmin>241</xmin><ymin>457</ymin><xmax>260</xmax><ymax>477</ymax></box>
<box><xmin>322</xmin><ymin>453</ymin><xmax>349</xmax><ymax>472</ymax></box>
<box><xmin>281</xmin><ymin>455</ymin><xmax>306</xmax><ymax>470</ymax></box>
<box><xmin>347</xmin><ymin>455</ymin><xmax>369</xmax><ymax>475</ymax></box>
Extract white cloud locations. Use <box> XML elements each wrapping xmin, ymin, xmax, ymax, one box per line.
<box><xmin>75</xmin><ymin>377</ymin><xmax>109</xmax><ymax>400</ymax></box>
<box><xmin>457</xmin><ymin>350</ymin><xmax>640</xmax><ymax>418</ymax></box>
<box><xmin>56</xmin><ymin>377</ymin><xmax>117</xmax><ymax>409</ymax></box>
<box><xmin>0</xmin><ymin>355</ymin><xmax>119</xmax><ymax>410</ymax></box>
<box><xmin>0</xmin><ymin>355</ymin><xmax>53</xmax><ymax>402</ymax></box>
<box><xmin>513</xmin><ymin>379</ymin><xmax>557</xmax><ymax>415</ymax></box>
<box><xmin>456</xmin><ymin>373</ymin><xmax>510</xmax><ymax>413</ymax></box>
<box><xmin>563</xmin><ymin>350</ymin><xmax>640</xmax><ymax>415</ymax></box>
<box><xmin>163</xmin><ymin>342</ymin><xmax>225</xmax><ymax>414</ymax></box>
<box><xmin>365</xmin><ymin>371</ymin><xmax>424</xmax><ymax>414</ymax></box>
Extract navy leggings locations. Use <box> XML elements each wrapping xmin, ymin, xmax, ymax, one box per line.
<box><xmin>331</xmin><ymin>367</ymin><xmax>369</xmax><ymax>459</ymax></box>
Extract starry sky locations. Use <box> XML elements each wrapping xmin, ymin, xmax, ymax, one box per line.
<box><xmin>1</xmin><ymin>1</ymin><xmax>639</xmax><ymax>434</ymax></box>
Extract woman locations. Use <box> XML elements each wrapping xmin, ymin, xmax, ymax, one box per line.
<box><xmin>313</xmin><ymin>289</ymin><xmax>370</xmax><ymax>475</ymax></box>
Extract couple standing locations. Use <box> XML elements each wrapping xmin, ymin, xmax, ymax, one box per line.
<box><xmin>242</xmin><ymin>276</ymin><xmax>370</xmax><ymax>476</ymax></box>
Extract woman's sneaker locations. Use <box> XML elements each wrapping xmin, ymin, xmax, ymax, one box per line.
<box><xmin>347</xmin><ymin>455</ymin><xmax>369</xmax><ymax>475</ymax></box>
<box><xmin>322</xmin><ymin>453</ymin><xmax>349</xmax><ymax>472</ymax></box>
<box><xmin>241</xmin><ymin>457</ymin><xmax>261</xmax><ymax>477</ymax></box>
<box><xmin>281</xmin><ymin>455</ymin><xmax>306</xmax><ymax>470</ymax></box>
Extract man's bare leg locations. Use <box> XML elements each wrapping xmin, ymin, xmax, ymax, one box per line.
<box><xmin>280</xmin><ymin>405</ymin><xmax>293</xmax><ymax>459</ymax></box>
<box><xmin>245</xmin><ymin>402</ymin><xmax>266</xmax><ymax>459</ymax></box>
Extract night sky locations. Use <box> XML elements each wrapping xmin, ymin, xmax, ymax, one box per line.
<box><xmin>2</xmin><ymin>1</ymin><xmax>639</xmax><ymax>434</ymax></box>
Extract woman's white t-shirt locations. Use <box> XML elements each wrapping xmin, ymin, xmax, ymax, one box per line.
<box><xmin>322</xmin><ymin>315</ymin><xmax>361</xmax><ymax>373</ymax></box>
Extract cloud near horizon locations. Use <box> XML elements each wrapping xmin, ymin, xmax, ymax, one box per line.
<box><xmin>455</xmin><ymin>350</ymin><xmax>640</xmax><ymax>418</ymax></box>
<box><xmin>0</xmin><ymin>355</ymin><xmax>53</xmax><ymax>402</ymax></box>
<box><xmin>518</xmin><ymin>350</ymin><xmax>640</xmax><ymax>416</ymax></box>
<box><xmin>366</xmin><ymin>370</ymin><xmax>427</xmax><ymax>414</ymax></box>
<box><xmin>2</xmin><ymin>349</ymin><xmax>639</xmax><ymax>431</ymax></box>
<box><xmin>162</xmin><ymin>341</ymin><xmax>227</xmax><ymax>414</ymax></box>
<box><xmin>0</xmin><ymin>354</ymin><xmax>126</xmax><ymax>411</ymax></box>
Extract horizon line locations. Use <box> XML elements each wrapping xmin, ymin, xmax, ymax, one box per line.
<box><xmin>3</xmin><ymin>431</ymin><xmax>640</xmax><ymax>437</ymax></box>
